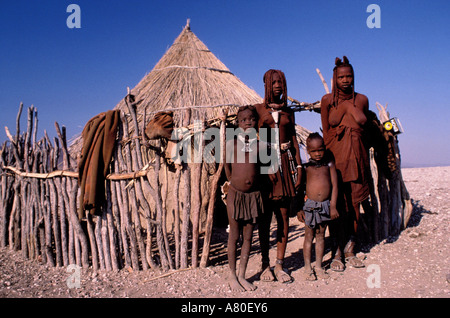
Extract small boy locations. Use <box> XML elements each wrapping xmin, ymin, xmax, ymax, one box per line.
<box><xmin>224</xmin><ymin>105</ymin><xmax>264</xmax><ymax>291</ymax></box>
<box><xmin>297</xmin><ymin>132</ymin><xmax>339</xmax><ymax>280</ymax></box>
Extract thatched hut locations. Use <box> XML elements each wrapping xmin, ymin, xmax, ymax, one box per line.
<box><xmin>68</xmin><ymin>20</ymin><xmax>271</xmax><ymax>270</ymax></box>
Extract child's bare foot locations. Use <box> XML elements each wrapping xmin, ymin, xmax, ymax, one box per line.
<box><xmin>304</xmin><ymin>267</ymin><xmax>316</xmax><ymax>281</ymax></box>
<box><xmin>228</xmin><ymin>275</ymin><xmax>245</xmax><ymax>292</ymax></box>
<box><xmin>238</xmin><ymin>276</ymin><xmax>256</xmax><ymax>291</ymax></box>
<box><xmin>259</xmin><ymin>263</ymin><xmax>274</xmax><ymax>282</ymax></box>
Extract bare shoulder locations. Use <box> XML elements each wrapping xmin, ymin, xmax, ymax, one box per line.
<box><xmin>321</xmin><ymin>93</ymin><xmax>332</xmax><ymax>105</ymax></box>
<box><xmin>355</xmin><ymin>93</ymin><xmax>369</xmax><ymax>105</ymax></box>
<box><xmin>254</xmin><ymin>103</ymin><xmax>265</xmax><ymax>112</ymax></box>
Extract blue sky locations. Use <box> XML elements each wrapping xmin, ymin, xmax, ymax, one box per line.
<box><xmin>0</xmin><ymin>0</ymin><xmax>449</xmax><ymax>167</ymax></box>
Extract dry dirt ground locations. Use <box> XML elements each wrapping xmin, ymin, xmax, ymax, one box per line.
<box><xmin>0</xmin><ymin>167</ymin><xmax>449</xmax><ymax>302</ymax></box>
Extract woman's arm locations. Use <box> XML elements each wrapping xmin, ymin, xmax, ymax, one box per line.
<box><xmin>289</xmin><ymin>110</ymin><xmax>302</xmax><ymax>190</ymax></box>
<box><xmin>320</xmin><ymin>94</ymin><xmax>332</xmax><ymax>138</ymax></box>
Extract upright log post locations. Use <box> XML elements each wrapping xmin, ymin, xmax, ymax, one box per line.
<box><xmin>200</xmin><ymin>110</ymin><xmax>227</xmax><ymax>268</ymax></box>
<box><xmin>121</xmin><ymin>113</ymin><xmax>149</xmax><ymax>270</ymax></box>
<box><xmin>0</xmin><ymin>143</ymin><xmax>8</xmax><ymax>247</ymax></box>
<box><xmin>173</xmin><ymin>167</ymin><xmax>182</xmax><ymax>269</ymax></box>
<box><xmin>86</xmin><ymin>212</ymin><xmax>99</xmax><ymax>272</ymax></box>
<box><xmin>42</xmin><ymin>134</ymin><xmax>55</xmax><ymax>266</ymax></box>
<box><xmin>115</xmin><ymin>121</ymin><xmax>140</xmax><ymax>270</ymax></box>
<box><xmin>111</xmin><ymin>157</ymin><xmax>131</xmax><ymax>269</ymax></box>
<box><xmin>190</xmin><ymin>119</ymin><xmax>203</xmax><ymax>268</ymax></box>
<box><xmin>180</xmin><ymin>109</ymin><xmax>191</xmax><ymax>269</ymax></box>
<box><xmin>105</xmin><ymin>181</ymin><xmax>120</xmax><ymax>271</ymax></box>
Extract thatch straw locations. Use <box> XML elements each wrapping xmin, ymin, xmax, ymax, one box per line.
<box><xmin>128</xmin><ymin>25</ymin><xmax>260</xmax><ymax>121</ymax></box>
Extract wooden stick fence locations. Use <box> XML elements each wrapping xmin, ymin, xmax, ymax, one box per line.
<box><xmin>0</xmin><ymin>100</ymin><xmax>227</xmax><ymax>272</ymax></box>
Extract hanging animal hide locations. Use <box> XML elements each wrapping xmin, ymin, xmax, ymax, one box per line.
<box><xmin>145</xmin><ymin>111</ymin><xmax>174</xmax><ymax>140</ymax></box>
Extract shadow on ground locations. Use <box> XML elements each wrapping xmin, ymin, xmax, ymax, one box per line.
<box><xmin>205</xmin><ymin>197</ymin><xmax>432</xmax><ymax>278</ymax></box>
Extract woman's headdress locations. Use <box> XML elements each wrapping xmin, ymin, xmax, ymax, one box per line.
<box><xmin>331</xmin><ymin>56</ymin><xmax>355</xmax><ymax>107</ymax></box>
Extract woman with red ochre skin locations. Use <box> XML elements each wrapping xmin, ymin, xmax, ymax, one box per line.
<box><xmin>320</xmin><ymin>56</ymin><xmax>370</xmax><ymax>271</ymax></box>
<box><xmin>255</xmin><ymin>70</ymin><xmax>302</xmax><ymax>283</ymax></box>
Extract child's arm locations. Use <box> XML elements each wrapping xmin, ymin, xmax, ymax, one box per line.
<box><xmin>329</xmin><ymin>161</ymin><xmax>339</xmax><ymax>219</ymax></box>
<box><xmin>224</xmin><ymin>139</ymin><xmax>234</xmax><ymax>181</ymax></box>
<box><xmin>297</xmin><ymin>209</ymin><xmax>305</xmax><ymax>223</ymax></box>
<box><xmin>296</xmin><ymin>168</ymin><xmax>306</xmax><ymax>223</ymax></box>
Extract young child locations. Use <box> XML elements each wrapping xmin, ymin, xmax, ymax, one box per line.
<box><xmin>297</xmin><ymin>132</ymin><xmax>339</xmax><ymax>280</ymax></box>
<box><xmin>224</xmin><ymin>105</ymin><xmax>264</xmax><ymax>291</ymax></box>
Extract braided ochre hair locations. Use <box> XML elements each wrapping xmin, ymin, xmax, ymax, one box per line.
<box><xmin>263</xmin><ymin>69</ymin><xmax>287</xmax><ymax>107</ymax></box>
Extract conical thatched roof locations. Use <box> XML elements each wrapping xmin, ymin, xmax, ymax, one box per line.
<box><xmin>118</xmin><ymin>20</ymin><xmax>262</xmax><ymax>126</ymax></box>
<box><xmin>69</xmin><ymin>20</ymin><xmax>262</xmax><ymax>156</ymax></box>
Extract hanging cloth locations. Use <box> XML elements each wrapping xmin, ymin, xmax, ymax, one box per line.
<box><xmin>78</xmin><ymin>110</ymin><xmax>120</xmax><ymax>219</ymax></box>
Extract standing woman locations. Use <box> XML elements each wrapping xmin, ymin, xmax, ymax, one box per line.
<box><xmin>255</xmin><ymin>69</ymin><xmax>302</xmax><ymax>283</ymax></box>
<box><xmin>320</xmin><ymin>56</ymin><xmax>369</xmax><ymax>270</ymax></box>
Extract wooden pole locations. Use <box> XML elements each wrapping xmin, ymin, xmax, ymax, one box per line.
<box><xmin>115</xmin><ymin>126</ymin><xmax>140</xmax><ymax>271</ymax></box>
<box><xmin>68</xmin><ymin>180</ymin><xmax>89</xmax><ymax>268</ymax></box>
<box><xmin>0</xmin><ymin>143</ymin><xmax>9</xmax><ymax>247</ymax></box>
<box><xmin>190</xmin><ymin>119</ymin><xmax>203</xmax><ymax>268</ymax></box>
<box><xmin>180</xmin><ymin>109</ymin><xmax>191</xmax><ymax>269</ymax></box>
<box><xmin>105</xmin><ymin>180</ymin><xmax>120</xmax><ymax>271</ymax></box>
<box><xmin>173</xmin><ymin>167</ymin><xmax>182</xmax><ymax>269</ymax></box>
<box><xmin>161</xmin><ymin>161</ymin><xmax>173</xmax><ymax>270</ymax></box>
<box><xmin>316</xmin><ymin>68</ymin><xmax>330</xmax><ymax>94</ymax></box>
<box><xmin>121</xmin><ymin>112</ymin><xmax>149</xmax><ymax>270</ymax></box>
<box><xmin>101</xmin><ymin>204</ymin><xmax>112</xmax><ymax>271</ymax></box>
<box><xmin>200</xmin><ymin>110</ymin><xmax>227</xmax><ymax>268</ymax></box>
<box><xmin>42</xmin><ymin>139</ymin><xmax>55</xmax><ymax>266</ymax></box>
<box><xmin>111</xmin><ymin>156</ymin><xmax>130</xmax><ymax>269</ymax></box>
<box><xmin>86</xmin><ymin>212</ymin><xmax>99</xmax><ymax>272</ymax></box>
